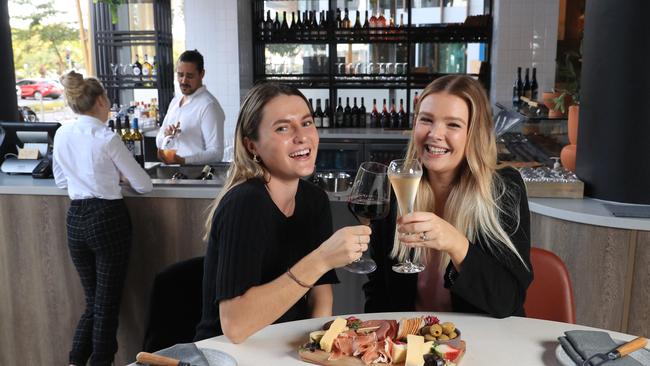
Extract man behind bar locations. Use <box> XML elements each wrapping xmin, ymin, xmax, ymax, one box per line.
<box><xmin>156</xmin><ymin>49</ymin><xmax>225</xmax><ymax>164</ymax></box>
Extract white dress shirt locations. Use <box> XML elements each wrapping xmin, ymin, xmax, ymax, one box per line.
<box><xmin>155</xmin><ymin>85</ymin><xmax>225</xmax><ymax>164</ymax></box>
<box><xmin>53</xmin><ymin>115</ymin><xmax>153</xmax><ymax>200</ymax></box>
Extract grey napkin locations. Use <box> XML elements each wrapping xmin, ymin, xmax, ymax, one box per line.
<box><xmin>558</xmin><ymin>330</ymin><xmax>646</xmax><ymax>366</ymax></box>
<box><xmin>128</xmin><ymin>343</ymin><xmax>210</xmax><ymax>366</ymax></box>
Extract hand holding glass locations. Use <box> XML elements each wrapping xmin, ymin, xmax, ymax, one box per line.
<box><xmin>388</xmin><ymin>159</ymin><xmax>425</xmax><ymax>274</ymax></box>
<box><xmin>344</xmin><ymin>162</ymin><xmax>390</xmax><ymax>274</ymax></box>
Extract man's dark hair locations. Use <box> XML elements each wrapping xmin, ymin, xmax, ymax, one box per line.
<box><xmin>178</xmin><ymin>49</ymin><xmax>204</xmax><ymax>72</ymax></box>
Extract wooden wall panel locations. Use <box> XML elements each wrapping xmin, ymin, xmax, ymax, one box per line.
<box><xmin>627</xmin><ymin>231</ymin><xmax>650</xmax><ymax>337</ymax></box>
<box><xmin>530</xmin><ymin>213</ymin><xmax>633</xmax><ymax>331</ymax></box>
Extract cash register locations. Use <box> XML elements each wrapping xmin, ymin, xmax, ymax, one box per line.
<box><xmin>0</xmin><ymin>122</ymin><xmax>61</xmax><ymax>178</ymax></box>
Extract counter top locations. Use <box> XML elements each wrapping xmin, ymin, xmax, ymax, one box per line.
<box><xmin>146</xmin><ymin>127</ymin><xmax>411</xmax><ymax>141</ymax></box>
<box><xmin>3</xmin><ymin>173</ymin><xmax>649</xmax><ymax>231</ymax></box>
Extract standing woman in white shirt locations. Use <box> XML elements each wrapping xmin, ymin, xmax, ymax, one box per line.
<box><xmin>53</xmin><ymin>71</ymin><xmax>153</xmax><ymax>366</ymax></box>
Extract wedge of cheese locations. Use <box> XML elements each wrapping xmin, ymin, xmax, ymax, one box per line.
<box><xmin>422</xmin><ymin>341</ymin><xmax>434</xmax><ymax>354</ymax></box>
<box><xmin>391</xmin><ymin>343</ymin><xmax>408</xmax><ymax>363</ymax></box>
<box><xmin>319</xmin><ymin>318</ymin><xmax>347</xmax><ymax>353</ymax></box>
<box><xmin>405</xmin><ymin>334</ymin><xmax>425</xmax><ymax>366</ymax></box>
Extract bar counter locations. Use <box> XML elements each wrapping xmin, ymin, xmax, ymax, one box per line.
<box><xmin>1</xmin><ymin>171</ymin><xmax>650</xmax><ymax>365</ymax></box>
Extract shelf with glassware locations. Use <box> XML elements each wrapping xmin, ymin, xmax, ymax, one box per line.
<box><xmin>253</xmin><ymin>1</ymin><xmax>492</xmax><ymax>129</ymax></box>
<box><xmin>92</xmin><ymin>1</ymin><xmax>174</xmax><ymax>121</ymax></box>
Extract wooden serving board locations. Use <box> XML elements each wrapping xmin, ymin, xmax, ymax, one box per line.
<box><xmin>298</xmin><ymin>341</ymin><xmax>466</xmax><ymax>366</ymax></box>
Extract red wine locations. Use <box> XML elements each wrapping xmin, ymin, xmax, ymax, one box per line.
<box><xmin>348</xmin><ymin>198</ymin><xmax>390</xmax><ymax>222</ymax></box>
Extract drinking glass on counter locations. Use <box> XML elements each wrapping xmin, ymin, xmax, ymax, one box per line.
<box><xmin>388</xmin><ymin>158</ymin><xmax>424</xmax><ymax>274</ymax></box>
<box><xmin>345</xmin><ymin>162</ymin><xmax>391</xmax><ymax>274</ymax></box>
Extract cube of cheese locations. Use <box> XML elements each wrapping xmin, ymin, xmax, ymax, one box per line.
<box><xmin>391</xmin><ymin>343</ymin><xmax>408</xmax><ymax>363</ymax></box>
<box><xmin>405</xmin><ymin>334</ymin><xmax>425</xmax><ymax>366</ymax></box>
<box><xmin>319</xmin><ymin>318</ymin><xmax>347</xmax><ymax>353</ymax></box>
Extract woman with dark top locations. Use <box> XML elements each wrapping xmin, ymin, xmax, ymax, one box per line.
<box><xmin>364</xmin><ymin>75</ymin><xmax>533</xmax><ymax>318</ymax></box>
<box><xmin>54</xmin><ymin>71</ymin><xmax>152</xmax><ymax>365</ymax></box>
<box><xmin>195</xmin><ymin>82</ymin><xmax>370</xmax><ymax>343</ymax></box>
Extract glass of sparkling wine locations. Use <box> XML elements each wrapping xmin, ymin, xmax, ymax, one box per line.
<box><xmin>388</xmin><ymin>158</ymin><xmax>424</xmax><ymax>274</ymax></box>
<box><xmin>345</xmin><ymin>162</ymin><xmax>391</xmax><ymax>274</ymax></box>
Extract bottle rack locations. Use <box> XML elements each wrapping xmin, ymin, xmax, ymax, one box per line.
<box><xmin>252</xmin><ymin>0</ymin><xmax>493</xmax><ymax>126</ymax></box>
<box><xmin>92</xmin><ymin>1</ymin><xmax>174</xmax><ymax>119</ymax></box>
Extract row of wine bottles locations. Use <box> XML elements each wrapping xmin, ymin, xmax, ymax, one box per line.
<box><xmin>309</xmin><ymin>94</ymin><xmax>418</xmax><ymax>129</ymax></box>
<box><xmin>512</xmin><ymin>66</ymin><xmax>539</xmax><ymax>104</ymax></box>
<box><xmin>108</xmin><ymin>114</ymin><xmax>145</xmax><ymax>167</ymax></box>
<box><xmin>259</xmin><ymin>8</ymin><xmax>406</xmax><ymax>41</ymax></box>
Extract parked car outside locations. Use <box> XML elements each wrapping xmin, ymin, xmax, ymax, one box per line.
<box><xmin>16</xmin><ymin>79</ymin><xmax>63</xmax><ymax>100</ymax></box>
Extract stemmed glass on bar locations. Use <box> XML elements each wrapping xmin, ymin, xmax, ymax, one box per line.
<box><xmin>388</xmin><ymin>158</ymin><xmax>425</xmax><ymax>274</ymax></box>
<box><xmin>344</xmin><ymin>162</ymin><xmax>391</xmax><ymax>274</ymax></box>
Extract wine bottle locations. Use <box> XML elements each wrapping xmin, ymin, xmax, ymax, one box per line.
<box><xmin>380</xmin><ymin>99</ymin><xmax>390</xmax><ymax>128</ymax></box>
<box><xmin>115</xmin><ymin>117</ymin><xmax>123</xmax><ymax>138</ymax></box>
<box><xmin>289</xmin><ymin>11</ymin><xmax>295</xmax><ymax>30</ymax></box>
<box><xmin>398</xmin><ymin>99</ymin><xmax>408</xmax><ymax>129</ymax></box>
<box><xmin>310</xmin><ymin>11</ymin><xmax>318</xmax><ymax>37</ymax></box>
<box><xmin>342</xmin><ymin>8</ymin><xmax>351</xmax><ymax>28</ymax></box>
<box><xmin>516</xmin><ymin>67</ymin><xmax>523</xmax><ymax>104</ymax></box>
<box><xmin>319</xmin><ymin>11</ymin><xmax>327</xmax><ymax>37</ymax></box>
<box><xmin>314</xmin><ymin>99</ymin><xmax>323</xmax><ymax>128</ymax></box>
<box><xmin>343</xmin><ymin>97</ymin><xmax>352</xmax><ymax>127</ymax></box>
<box><xmin>351</xmin><ymin>97</ymin><xmax>360</xmax><ymax>127</ymax></box>
<box><xmin>370</xmin><ymin>99</ymin><xmax>379</xmax><ymax>128</ymax></box>
<box><xmin>335</xmin><ymin>97</ymin><xmax>344</xmax><ymax>127</ymax></box>
<box><xmin>122</xmin><ymin>115</ymin><xmax>134</xmax><ymax>154</ymax></box>
<box><xmin>280</xmin><ymin>11</ymin><xmax>289</xmax><ymax>41</ymax></box>
<box><xmin>142</xmin><ymin>54</ymin><xmax>153</xmax><ymax>86</ymax></box>
<box><xmin>531</xmin><ymin>67</ymin><xmax>539</xmax><ymax>101</ymax></box>
<box><xmin>132</xmin><ymin>54</ymin><xmax>142</xmax><ymax>85</ymax></box>
<box><xmin>364</xmin><ymin>10</ymin><xmax>369</xmax><ymax>29</ymax></box>
<box><xmin>131</xmin><ymin>117</ymin><xmax>144</xmax><ymax>167</ymax></box>
<box><xmin>295</xmin><ymin>11</ymin><xmax>302</xmax><ymax>41</ymax></box>
<box><xmin>336</xmin><ymin>8</ymin><xmax>342</xmax><ymax>29</ymax></box>
<box><xmin>151</xmin><ymin>56</ymin><xmax>157</xmax><ymax>79</ymax></box>
<box><xmin>359</xmin><ymin>97</ymin><xmax>367</xmax><ymax>127</ymax></box>
<box><xmin>323</xmin><ymin>99</ymin><xmax>331</xmax><ymax>128</ymax></box>
<box><xmin>264</xmin><ymin>10</ymin><xmax>273</xmax><ymax>40</ymax></box>
<box><xmin>308</xmin><ymin>98</ymin><xmax>314</xmax><ymax>114</ymax></box>
<box><xmin>302</xmin><ymin>11</ymin><xmax>310</xmax><ymax>39</ymax></box>
<box><xmin>390</xmin><ymin>98</ymin><xmax>399</xmax><ymax>128</ymax></box>
<box><xmin>377</xmin><ymin>8</ymin><xmax>386</xmax><ymax>32</ymax></box>
<box><xmin>399</xmin><ymin>13</ymin><xmax>405</xmax><ymax>28</ymax></box>
<box><xmin>273</xmin><ymin>12</ymin><xmax>281</xmax><ymax>33</ymax></box>
<box><xmin>523</xmin><ymin>68</ymin><xmax>531</xmax><ymax>99</ymax></box>
<box><xmin>354</xmin><ymin>10</ymin><xmax>361</xmax><ymax>29</ymax></box>
<box><xmin>369</xmin><ymin>9</ymin><xmax>378</xmax><ymax>35</ymax></box>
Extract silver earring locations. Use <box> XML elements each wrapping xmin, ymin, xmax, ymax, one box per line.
<box><xmin>253</xmin><ymin>154</ymin><xmax>260</xmax><ymax>163</ymax></box>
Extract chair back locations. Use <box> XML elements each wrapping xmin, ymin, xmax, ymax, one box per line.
<box><xmin>524</xmin><ymin>247</ymin><xmax>576</xmax><ymax>323</ymax></box>
<box><xmin>142</xmin><ymin>256</ymin><xmax>205</xmax><ymax>352</ymax></box>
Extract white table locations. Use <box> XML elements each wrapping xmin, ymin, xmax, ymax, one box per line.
<box><xmin>195</xmin><ymin>312</ymin><xmax>643</xmax><ymax>366</ymax></box>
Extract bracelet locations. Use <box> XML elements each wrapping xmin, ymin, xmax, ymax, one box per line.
<box><xmin>286</xmin><ymin>268</ymin><xmax>314</xmax><ymax>289</ymax></box>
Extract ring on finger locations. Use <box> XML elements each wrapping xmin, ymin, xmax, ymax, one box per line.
<box><xmin>420</xmin><ymin>232</ymin><xmax>430</xmax><ymax>241</ymax></box>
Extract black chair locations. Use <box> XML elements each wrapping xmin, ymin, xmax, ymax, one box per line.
<box><xmin>142</xmin><ymin>256</ymin><xmax>205</xmax><ymax>352</ymax></box>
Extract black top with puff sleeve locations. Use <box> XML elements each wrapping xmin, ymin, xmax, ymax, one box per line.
<box><xmin>363</xmin><ymin>167</ymin><xmax>533</xmax><ymax>318</ymax></box>
<box><xmin>195</xmin><ymin>178</ymin><xmax>339</xmax><ymax>341</ymax></box>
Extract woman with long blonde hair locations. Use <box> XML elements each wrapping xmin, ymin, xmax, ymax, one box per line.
<box><xmin>364</xmin><ymin>75</ymin><xmax>532</xmax><ymax>317</ymax></box>
<box><xmin>194</xmin><ymin>82</ymin><xmax>370</xmax><ymax>343</ymax></box>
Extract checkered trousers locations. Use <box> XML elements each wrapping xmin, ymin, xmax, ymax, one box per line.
<box><xmin>66</xmin><ymin>198</ymin><xmax>132</xmax><ymax>366</ymax></box>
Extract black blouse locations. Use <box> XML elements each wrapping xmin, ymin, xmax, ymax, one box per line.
<box><xmin>364</xmin><ymin>167</ymin><xmax>533</xmax><ymax>318</ymax></box>
<box><xmin>195</xmin><ymin>178</ymin><xmax>339</xmax><ymax>341</ymax></box>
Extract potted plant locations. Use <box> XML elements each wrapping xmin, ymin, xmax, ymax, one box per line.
<box><xmin>545</xmin><ymin>51</ymin><xmax>581</xmax><ymax>119</ymax></box>
<box><xmin>93</xmin><ymin>0</ymin><xmax>125</xmax><ymax>25</ymax></box>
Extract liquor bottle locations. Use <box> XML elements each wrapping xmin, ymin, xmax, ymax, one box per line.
<box><xmin>314</xmin><ymin>99</ymin><xmax>323</xmax><ymax>128</ymax></box>
<box><xmin>364</xmin><ymin>10</ymin><xmax>369</xmax><ymax>29</ymax></box>
<box><xmin>531</xmin><ymin>67</ymin><xmax>539</xmax><ymax>101</ymax></box>
<box><xmin>359</xmin><ymin>97</ymin><xmax>367</xmax><ymax>127</ymax></box>
<box><xmin>398</xmin><ymin>99</ymin><xmax>408</xmax><ymax>129</ymax></box>
<box><xmin>264</xmin><ymin>10</ymin><xmax>273</xmax><ymax>40</ymax></box>
<box><xmin>390</xmin><ymin>98</ymin><xmax>399</xmax><ymax>128</ymax></box>
<box><xmin>343</xmin><ymin>97</ymin><xmax>352</xmax><ymax>127</ymax></box>
<box><xmin>380</xmin><ymin>99</ymin><xmax>390</xmax><ymax>128</ymax></box>
<box><xmin>336</xmin><ymin>8</ymin><xmax>342</xmax><ymax>28</ymax></box>
<box><xmin>353</xmin><ymin>10</ymin><xmax>361</xmax><ymax>29</ymax></box>
<box><xmin>351</xmin><ymin>97</ymin><xmax>360</xmax><ymax>127</ymax></box>
<box><xmin>342</xmin><ymin>8</ymin><xmax>351</xmax><ymax>29</ymax></box>
<box><xmin>370</xmin><ymin>99</ymin><xmax>380</xmax><ymax>128</ymax></box>
<box><xmin>131</xmin><ymin>117</ymin><xmax>144</xmax><ymax>167</ymax></box>
<box><xmin>142</xmin><ymin>54</ymin><xmax>153</xmax><ymax>86</ymax></box>
<box><xmin>122</xmin><ymin>115</ymin><xmax>134</xmax><ymax>153</ymax></box>
<box><xmin>335</xmin><ymin>97</ymin><xmax>344</xmax><ymax>127</ymax></box>
<box><xmin>523</xmin><ymin>68</ymin><xmax>531</xmax><ymax>99</ymax></box>
<box><xmin>295</xmin><ymin>11</ymin><xmax>302</xmax><ymax>41</ymax></box>
<box><xmin>322</xmin><ymin>99</ymin><xmax>331</xmax><ymax>128</ymax></box>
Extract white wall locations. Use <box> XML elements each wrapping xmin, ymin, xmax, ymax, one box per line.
<box><xmin>490</xmin><ymin>0</ymin><xmax>560</xmax><ymax>104</ymax></box>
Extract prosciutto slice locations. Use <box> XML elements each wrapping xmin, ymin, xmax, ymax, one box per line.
<box><xmin>359</xmin><ymin>320</ymin><xmax>398</xmax><ymax>341</ymax></box>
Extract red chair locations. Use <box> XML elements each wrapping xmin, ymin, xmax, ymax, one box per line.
<box><xmin>524</xmin><ymin>247</ymin><xmax>576</xmax><ymax>324</ymax></box>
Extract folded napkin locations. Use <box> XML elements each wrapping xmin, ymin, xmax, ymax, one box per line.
<box><xmin>128</xmin><ymin>343</ymin><xmax>210</xmax><ymax>366</ymax></box>
<box><xmin>558</xmin><ymin>330</ymin><xmax>649</xmax><ymax>366</ymax></box>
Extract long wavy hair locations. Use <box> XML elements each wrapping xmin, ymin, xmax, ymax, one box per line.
<box><xmin>203</xmin><ymin>82</ymin><xmax>313</xmax><ymax>241</ymax></box>
<box><xmin>391</xmin><ymin>75</ymin><xmax>528</xmax><ymax>271</ymax></box>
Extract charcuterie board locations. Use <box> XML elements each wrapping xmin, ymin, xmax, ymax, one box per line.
<box><xmin>297</xmin><ymin>316</ymin><xmax>466</xmax><ymax>366</ymax></box>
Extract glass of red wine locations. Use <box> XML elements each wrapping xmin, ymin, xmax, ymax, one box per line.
<box><xmin>344</xmin><ymin>162</ymin><xmax>391</xmax><ymax>274</ymax></box>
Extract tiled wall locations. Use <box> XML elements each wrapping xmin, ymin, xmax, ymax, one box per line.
<box><xmin>491</xmin><ymin>0</ymin><xmax>560</xmax><ymax>104</ymax></box>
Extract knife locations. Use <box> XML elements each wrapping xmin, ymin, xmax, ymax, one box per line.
<box><xmin>136</xmin><ymin>351</ymin><xmax>194</xmax><ymax>366</ymax></box>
